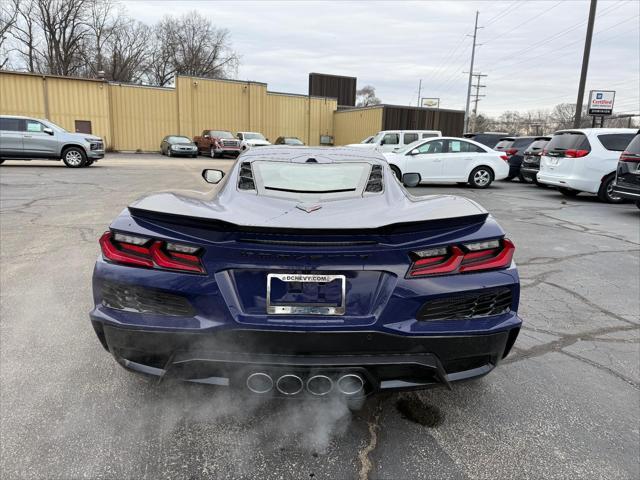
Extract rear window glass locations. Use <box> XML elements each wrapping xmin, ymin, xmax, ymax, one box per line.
<box><xmin>597</xmin><ymin>133</ymin><xmax>636</xmax><ymax>152</ymax></box>
<box><xmin>0</xmin><ymin>118</ymin><xmax>23</xmax><ymax>131</ymax></box>
<box><xmin>524</xmin><ymin>139</ymin><xmax>550</xmax><ymax>153</ymax></box>
<box><xmin>251</xmin><ymin>161</ymin><xmax>371</xmax><ymax>195</ymax></box>
<box><xmin>403</xmin><ymin>133</ymin><xmax>419</xmax><ymax>144</ymax></box>
<box><xmin>512</xmin><ymin>138</ymin><xmax>535</xmax><ymax>148</ymax></box>
<box><xmin>211</xmin><ymin>131</ymin><xmax>234</xmax><ymax>138</ymax></box>
<box><xmin>494</xmin><ymin>140</ymin><xmax>514</xmax><ymax>150</ymax></box>
<box><xmin>547</xmin><ymin>132</ymin><xmax>591</xmax><ymax>152</ymax></box>
<box><xmin>623</xmin><ymin>134</ymin><xmax>640</xmax><ymax>154</ymax></box>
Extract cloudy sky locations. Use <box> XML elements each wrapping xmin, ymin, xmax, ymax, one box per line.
<box><xmin>124</xmin><ymin>0</ymin><xmax>639</xmax><ymax>116</ymax></box>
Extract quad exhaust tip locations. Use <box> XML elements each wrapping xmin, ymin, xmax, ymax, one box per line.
<box><xmin>306</xmin><ymin>375</ymin><xmax>333</xmax><ymax>396</ymax></box>
<box><xmin>337</xmin><ymin>374</ymin><xmax>365</xmax><ymax>395</ymax></box>
<box><xmin>246</xmin><ymin>372</ymin><xmax>273</xmax><ymax>394</ymax></box>
<box><xmin>276</xmin><ymin>374</ymin><xmax>304</xmax><ymax>395</ymax></box>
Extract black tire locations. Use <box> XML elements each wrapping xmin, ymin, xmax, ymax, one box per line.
<box><xmin>635</xmin><ymin>201</ymin><xmax>640</xmax><ymax>210</ymax></box>
<box><xmin>504</xmin><ymin>176</ymin><xmax>515</xmax><ymax>182</ymax></box>
<box><xmin>62</xmin><ymin>147</ymin><xmax>87</xmax><ymax>168</ymax></box>
<box><xmin>167</xmin><ymin>148</ymin><xmax>172</xmax><ymax>158</ymax></box>
<box><xmin>456</xmin><ymin>182</ymin><xmax>467</xmax><ymax>186</ymax></box>
<box><xmin>534</xmin><ymin>178</ymin><xmax>547</xmax><ymax>188</ymax></box>
<box><xmin>85</xmin><ymin>160</ymin><xmax>94</xmax><ymax>166</ymax></box>
<box><xmin>390</xmin><ymin>165</ymin><xmax>401</xmax><ymax>180</ymax></box>
<box><xmin>558</xmin><ymin>187</ymin><xmax>580</xmax><ymax>197</ymax></box>
<box><xmin>191</xmin><ymin>154</ymin><xmax>197</xmax><ymax>158</ymax></box>
<box><xmin>0</xmin><ymin>159</ymin><xmax>4</xmax><ymax>164</ymax></box>
<box><xmin>597</xmin><ymin>174</ymin><xmax>625</xmax><ymax>204</ymax></box>
<box><xmin>468</xmin><ymin>166</ymin><xmax>494</xmax><ymax>189</ymax></box>
<box><xmin>210</xmin><ymin>146</ymin><xmax>216</xmax><ymax>158</ymax></box>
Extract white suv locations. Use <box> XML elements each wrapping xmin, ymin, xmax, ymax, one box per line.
<box><xmin>346</xmin><ymin>130</ymin><xmax>442</xmax><ymax>152</ymax></box>
<box><xmin>236</xmin><ymin>132</ymin><xmax>271</xmax><ymax>150</ymax></box>
<box><xmin>537</xmin><ymin>128</ymin><xmax>637</xmax><ymax>203</ymax></box>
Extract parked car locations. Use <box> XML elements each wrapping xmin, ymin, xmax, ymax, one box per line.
<box><xmin>612</xmin><ymin>130</ymin><xmax>640</xmax><ymax>209</ymax></box>
<box><xmin>520</xmin><ymin>136</ymin><xmax>552</xmax><ymax>186</ymax></box>
<box><xmin>193</xmin><ymin>130</ymin><xmax>241</xmax><ymax>158</ymax></box>
<box><xmin>0</xmin><ymin>115</ymin><xmax>104</xmax><ymax>167</ymax></box>
<box><xmin>236</xmin><ymin>131</ymin><xmax>271</xmax><ymax>150</ymax></box>
<box><xmin>274</xmin><ymin>136</ymin><xmax>304</xmax><ymax>145</ymax></box>
<box><xmin>347</xmin><ymin>130</ymin><xmax>442</xmax><ymax>152</ymax></box>
<box><xmin>361</xmin><ymin>135</ymin><xmax>375</xmax><ymax>144</ymax></box>
<box><xmin>160</xmin><ymin>135</ymin><xmax>198</xmax><ymax>157</ymax></box>
<box><xmin>494</xmin><ymin>136</ymin><xmax>538</xmax><ymax>181</ymax></box>
<box><xmin>537</xmin><ymin>128</ymin><xmax>637</xmax><ymax>203</ymax></box>
<box><xmin>384</xmin><ymin>136</ymin><xmax>510</xmax><ymax>188</ymax></box>
<box><xmin>463</xmin><ymin>132</ymin><xmax>510</xmax><ymax>149</ymax></box>
<box><xmin>90</xmin><ymin>146</ymin><xmax>521</xmax><ymax>398</ymax></box>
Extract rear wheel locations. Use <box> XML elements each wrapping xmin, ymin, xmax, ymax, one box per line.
<box><xmin>85</xmin><ymin>160</ymin><xmax>94</xmax><ymax>166</ymax></box>
<box><xmin>597</xmin><ymin>174</ymin><xmax>624</xmax><ymax>204</ymax></box>
<box><xmin>62</xmin><ymin>147</ymin><xmax>86</xmax><ymax>168</ymax></box>
<box><xmin>636</xmin><ymin>201</ymin><xmax>640</xmax><ymax>210</ymax></box>
<box><xmin>558</xmin><ymin>187</ymin><xmax>580</xmax><ymax>197</ymax></box>
<box><xmin>468</xmin><ymin>166</ymin><xmax>493</xmax><ymax>188</ymax></box>
<box><xmin>0</xmin><ymin>159</ymin><xmax>4</xmax><ymax>164</ymax></box>
<box><xmin>390</xmin><ymin>165</ymin><xmax>401</xmax><ymax>180</ymax></box>
<box><xmin>519</xmin><ymin>172</ymin><xmax>533</xmax><ymax>183</ymax></box>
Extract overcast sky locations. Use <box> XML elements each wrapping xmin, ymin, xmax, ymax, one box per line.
<box><xmin>124</xmin><ymin>0</ymin><xmax>639</xmax><ymax>116</ymax></box>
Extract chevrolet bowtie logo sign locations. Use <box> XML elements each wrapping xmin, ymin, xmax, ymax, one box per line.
<box><xmin>296</xmin><ymin>203</ymin><xmax>322</xmax><ymax>213</ymax></box>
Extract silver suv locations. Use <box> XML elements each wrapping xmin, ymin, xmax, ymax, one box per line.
<box><xmin>0</xmin><ymin>115</ymin><xmax>105</xmax><ymax>168</ymax></box>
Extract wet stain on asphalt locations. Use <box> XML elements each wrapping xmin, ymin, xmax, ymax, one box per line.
<box><xmin>396</xmin><ymin>394</ymin><xmax>444</xmax><ymax>427</ymax></box>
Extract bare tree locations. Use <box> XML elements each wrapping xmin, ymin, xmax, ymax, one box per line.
<box><xmin>10</xmin><ymin>0</ymin><xmax>44</xmax><ymax>72</ymax></box>
<box><xmin>104</xmin><ymin>19</ymin><xmax>150</xmax><ymax>82</ymax></box>
<box><xmin>85</xmin><ymin>0</ymin><xmax>120</xmax><ymax>76</ymax></box>
<box><xmin>167</xmin><ymin>11</ymin><xmax>239</xmax><ymax>79</ymax></box>
<box><xmin>145</xmin><ymin>17</ymin><xmax>177</xmax><ymax>86</ymax></box>
<box><xmin>356</xmin><ymin>85</ymin><xmax>381</xmax><ymax>107</ymax></box>
<box><xmin>0</xmin><ymin>0</ymin><xmax>18</xmax><ymax>69</ymax></box>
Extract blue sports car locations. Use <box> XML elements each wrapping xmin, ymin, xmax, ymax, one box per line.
<box><xmin>90</xmin><ymin>146</ymin><xmax>521</xmax><ymax>397</ymax></box>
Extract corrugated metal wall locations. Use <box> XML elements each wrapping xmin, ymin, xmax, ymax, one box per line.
<box><xmin>382</xmin><ymin>106</ymin><xmax>464</xmax><ymax>136</ymax></box>
<box><xmin>110</xmin><ymin>84</ymin><xmax>177</xmax><ymax>151</ymax></box>
<box><xmin>0</xmin><ymin>71</ymin><xmax>338</xmax><ymax>151</ymax></box>
<box><xmin>333</xmin><ymin>107</ymin><xmax>383</xmax><ymax>145</ymax></box>
<box><xmin>308</xmin><ymin>73</ymin><xmax>356</xmax><ymax>106</ymax></box>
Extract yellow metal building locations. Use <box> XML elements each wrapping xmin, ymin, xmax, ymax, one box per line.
<box><xmin>0</xmin><ymin>70</ymin><xmax>337</xmax><ymax>151</ymax></box>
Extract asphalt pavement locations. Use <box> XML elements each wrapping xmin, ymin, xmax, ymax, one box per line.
<box><xmin>1</xmin><ymin>154</ymin><xmax>638</xmax><ymax>479</ymax></box>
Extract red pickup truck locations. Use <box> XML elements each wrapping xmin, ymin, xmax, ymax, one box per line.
<box><xmin>193</xmin><ymin>130</ymin><xmax>242</xmax><ymax>158</ymax></box>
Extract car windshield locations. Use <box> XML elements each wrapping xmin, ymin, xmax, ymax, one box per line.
<box><xmin>212</xmin><ymin>131</ymin><xmax>234</xmax><ymax>138</ymax></box>
<box><xmin>361</xmin><ymin>136</ymin><xmax>374</xmax><ymax>144</ymax></box>
<box><xmin>167</xmin><ymin>136</ymin><xmax>192</xmax><ymax>143</ymax></box>
<box><xmin>371</xmin><ymin>132</ymin><xmax>384</xmax><ymax>144</ymax></box>
<box><xmin>43</xmin><ymin>120</ymin><xmax>68</xmax><ymax>133</ymax></box>
<box><xmin>395</xmin><ymin>139</ymin><xmax>424</xmax><ymax>154</ymax></box>
<box><xmin>251</xmin><ymin>161</ymin><xmax>370</xmax><ymax>194</ymax></box>
<box><xmin>244</xmin><ymin>133</ymin><xmax>265</xmax><ymax>140</ymax></box>
<box><xmin>285</xmin><ymin>138</ymin><xmax>303</xmax><ymax>145</ymax></box>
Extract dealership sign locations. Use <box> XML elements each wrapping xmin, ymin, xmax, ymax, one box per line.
<box><xmin>421</xmin><ymin>97</ymin><xmax>440</xmax><ymax>109</ymax></box>
<box><xmin>588</xmin><ymin>90</ymin><xmax>615</xmax><ymax>116</ymax></box>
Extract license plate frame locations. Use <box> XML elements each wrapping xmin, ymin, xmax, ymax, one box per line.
<box><xmin>266</xmin><ymin>273</ymin><xmax>346</xmax><ymax>315</ymax></box>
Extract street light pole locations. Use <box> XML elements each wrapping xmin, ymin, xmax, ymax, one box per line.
<box><xmin>574</xmin><ymin>0</ymin><xmax>598</xmax><ymax>128</ymax></box>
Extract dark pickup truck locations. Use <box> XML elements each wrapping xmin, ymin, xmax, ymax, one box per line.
<box><xmin>193</xmin><ymin>130</ymin><xmax>242</xmax><ymax>158</ymax></box>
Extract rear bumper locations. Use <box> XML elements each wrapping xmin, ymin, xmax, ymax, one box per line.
<box><xmin>536</xmin><ymin>172</ymin><xmax>598</xmax><ymax>193</ymax></box>
<box><xmin>520</xmin><ymin>166</ymin><xmax>539</xmax><ymax>181</ymax></box>
<box><xmin>612</xmin><ymin>184</ymin><xmax>640</xmax><ymax>200</ymax></box>
<box><xmin>91</xmin><ymin>320</ymin><xmax>521</xmax><ymax>394</ymax></box>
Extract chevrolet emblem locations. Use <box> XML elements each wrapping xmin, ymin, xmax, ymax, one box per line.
<box><xmin>296</xmin><ymin>203</ymin><xmax>322</xmax><ymax>213</ymax></box>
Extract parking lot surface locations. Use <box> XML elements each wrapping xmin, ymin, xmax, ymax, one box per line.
<box><xmin>1</xmin><ymin>154</ymin><xmax>638</xmax><ymax>479</ymax></box>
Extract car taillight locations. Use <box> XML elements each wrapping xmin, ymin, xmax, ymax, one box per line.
<box><xmin>408</xmin><ymin>239</ymin><xmax>515</xmax><ymax>277</ymax></box>
<box><xmin>565</xmin><ymin>149</ymin><xmax>589</xmax><ymax>158</ymax></box>
<box><xmin>506</xmin><ymin>148</ymin><xmax>518</xmax><ymax>156</ymax></box>
<box><xmin>500</xmin><ymin>155</ymin><xmax>509</xmax><ymax>161</ymax></box>
<box><xmin>620</xmin><ymin>151</ymin><xmax>640</xmax><ymax>162</ymax></box>
<box><xmin>99</xmin><ymin>231</ymin><xmax>205</xmax><ymax>273</ymax></box>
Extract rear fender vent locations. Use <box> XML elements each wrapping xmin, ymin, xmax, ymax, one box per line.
<box><xmin>417</xmin><ymin>287</ymin><xmax>512</xmax><ymax>321</ymax></box>
<box><xmin>365</xmin><ymin>165</ymin><xmax>383</xmax><ymax>193</ymax></box>
<box><xmin>102</xmin><ymin>282</ymin><xmax>195</xmax><ymax>317</ymax></box>
<box><xmin>238</xmin><ymin>162</ymin><xmax>255</xmax><ymax>190</ymax></box>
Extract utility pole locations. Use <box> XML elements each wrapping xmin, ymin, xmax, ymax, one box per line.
<box><xmin>464</xmin><ymin>11</ymin><xmax>482</xmax><ymax>133</ymax></box>
<box><xmin>417</xmin><ymin>79</ymin><xmax>422</xmax><ymax>107</ymax></box>
<box><xmin>574</xmin><ymin>0</ymin><xmax>598</xmax><ymax>128</ymax></box>
<box><xmin>470</xmin><ymin>73</ymin><xmax>487</xmax><ymax>131</ymax></box>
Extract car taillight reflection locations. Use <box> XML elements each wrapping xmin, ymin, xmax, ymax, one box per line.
<box><xmin>564</xmin><ymin>149</ymin><xmax>589</xmax><ymax>158</ymax></box>
<box><xmin>408</xmin><ymin>239</ymin><xmax>515</xmax><ymax>277</ymax></box>
<box><xmin>99</xmin><ymin>231</ymin><xmax>205</xmax><ymax>273</ymax></box>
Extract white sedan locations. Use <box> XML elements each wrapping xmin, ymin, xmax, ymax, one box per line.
<box><xmin>383</xmin><ymin>137</ymin><xmax>510</xmax><ymax>188</ymax></box>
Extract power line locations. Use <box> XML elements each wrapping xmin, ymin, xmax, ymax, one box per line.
<box><xmin>483</xmin><ymin>1</ymin><xmax>563</xmax><ymax>46</ymax></box>
<box><xmin>484</xmin><ymin>1</ymin><xmax>524</xmax><ymax>27</ymax></box>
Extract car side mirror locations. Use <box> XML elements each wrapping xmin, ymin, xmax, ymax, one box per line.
<box><xmin>43</xmin><ymin>127</ymin><xmax>54</xmax><ymax>136</ymax></box>
<box><xmin>202</xmin><ymin>169</ymin><xmax>224</xmax><ymax>184</ymax></box>
<box><xmin>380</xmin><ymin>139</ymin><xmax>386</xmax><ymax>145</ymax></box>
<box><xmin>409</xmin><ymin>148</ymin><xmax>419</xmax><ymax>155</ymax></box>
<box><xmin>402</xmin><ymin>173</ymin><xmax>421</xmax><ymax>187</ymax></box>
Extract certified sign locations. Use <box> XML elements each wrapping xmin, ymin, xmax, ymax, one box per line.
<box><xmin>588</xmin><ymin>90</ymin><xmax>615</xmax><ymax>116</ymax></box>
<box><xmin>421</xmin><ymin>97</ymin><xmax>440</xmax><ymax>108</ymax></box>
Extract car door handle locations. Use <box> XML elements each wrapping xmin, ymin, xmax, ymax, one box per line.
<box><xmin>23</xmin><ymin>135</ymin><xmax>32</xmax><ymax>138</ymax></box>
